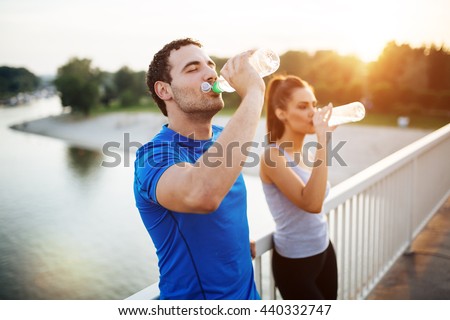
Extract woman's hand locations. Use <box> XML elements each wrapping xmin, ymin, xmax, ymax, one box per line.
<box><xmin>313</xmin><ymin>103</ymin><xmax>336</xmax><ymax>140</ymax></box>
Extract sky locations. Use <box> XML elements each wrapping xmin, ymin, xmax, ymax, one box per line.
<box><xmin>1</xmin><ymin>0</ymin><xmax>449</xmax><ymax>76</ymax></box>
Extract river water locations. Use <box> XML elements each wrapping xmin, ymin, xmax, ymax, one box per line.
<box><xmin>0</xmin><ymin>97</ymin><xmax>274</xmax><ymax>299</ymax></box>
<box><xmin>0</xmin><ymin>98</ymin><xmax>161</xmax><ymax>299</ymax></box>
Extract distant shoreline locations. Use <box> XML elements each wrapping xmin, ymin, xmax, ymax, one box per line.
<box><xmin>10</xmin><ymin>112</ymin><xmax>168</xmax><ymax>152</ymax></box>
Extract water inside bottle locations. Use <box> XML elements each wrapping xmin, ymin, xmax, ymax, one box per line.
<box><xmin>328</xmin><ymin>102</ymin><xmax>365</xmax><ymax>126</ymax></box>
<box><xmin>250</xmin><ymin>49</ymin><xmax>280</xmax><ymax>77</ymax></box>
<box><xmin>328</xmin><ymin>115</ymin><xmax>360</xmax><ymax>126</ymax></box>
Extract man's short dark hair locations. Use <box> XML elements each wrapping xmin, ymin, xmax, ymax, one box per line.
<box><xmin>146</xmin><ymin>38</ymin><xmax>202</xmax><ymax>116</ymax></box>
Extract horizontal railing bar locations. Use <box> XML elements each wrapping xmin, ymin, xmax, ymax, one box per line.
<box><xmin>325</xmin><ymin>124</ymin><xmax>450</xmax><ymax>211</ymax></box>
<box><xmin>126</xmin><ymin>283</ymin><xmax>160</xmax><ymax>300</ymax></box>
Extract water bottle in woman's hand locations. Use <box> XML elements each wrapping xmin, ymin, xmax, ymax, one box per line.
<box><xmin>328</xmin><ymin>102</ymin><xmax>366</xmax><ymax>126</ymax></box>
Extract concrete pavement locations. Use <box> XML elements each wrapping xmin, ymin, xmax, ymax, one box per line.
<box><xmin>367</xmin><ymin>196</ymin><xmax>450</xmax><ymax>299</ymax></box>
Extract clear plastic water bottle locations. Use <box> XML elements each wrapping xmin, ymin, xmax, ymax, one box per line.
<box><xmin>201</xmin><ymin>48</ymin><xmax>280</xmax><ymax>93</ymax></box>
<box><xmin>328</xmin><ymin>102</ymin><xmax>366</xmax><ymax>126</ymax></box>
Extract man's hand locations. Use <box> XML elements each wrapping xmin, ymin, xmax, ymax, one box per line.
<box><xmin>220</xmin><ymin>50</ymin><xmax>265</xmax><ymax>98</ymax></box>
<box><xmin>250</xmin><ymin>239</ymin><xmax>256</xmax><ymax>260</ymax></box>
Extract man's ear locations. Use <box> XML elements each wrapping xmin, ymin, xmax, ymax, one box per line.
<box><xmin>154</xmin><ymin>81</ymin><xmax>172</xmax><ymax>101</ymax></box>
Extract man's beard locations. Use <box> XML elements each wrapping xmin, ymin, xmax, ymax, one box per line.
<box><xmin>171</xmin><ymin>85</ymin><xmax>224</xmax><ymax>120</ymax></box>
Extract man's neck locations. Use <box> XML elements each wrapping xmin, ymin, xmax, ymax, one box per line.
<box><xmin>167</xmin><ymin>111</ymin><xmax>213</xmax><ymax>140</ymax></box>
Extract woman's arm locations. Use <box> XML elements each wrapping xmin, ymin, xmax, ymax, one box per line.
<box><xmin>260</xmin><ymin>105</ymin><xmax>334</xmax><ymax>213</ymax></box>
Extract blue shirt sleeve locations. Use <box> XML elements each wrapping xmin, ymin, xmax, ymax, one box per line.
<box><xmin>134</xmin><ymin>142</ymin><xmax>183</xmax><ymax>205</ymax></box>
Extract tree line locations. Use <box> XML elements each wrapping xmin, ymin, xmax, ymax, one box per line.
<box><xmin>276</xmin><ymin>41</ymin><xmax>450</xmax><ymax>116</ymax></box>
<box><xmin>5</xmin><ymin>41</ymin><xmax>448</xmax><ymax>117</ymax></box>
<box><xmin>367</xmin><ymin>42</ymin><xmax>450</xmax><ymax>115</ymax></box>
<box><xmin>0</xmin><ymin>66</ymin><xmax>40</xmax><ymax>102</ymax></box>
<box><xmin>53</xmin><ymin>58</ymin><xmax>146</xmax><ymax>115</ymax></box>
<box><xmin>206</xmin><ymin>42</ymin><xmax>450</xmax><ymax>117</ymax></box>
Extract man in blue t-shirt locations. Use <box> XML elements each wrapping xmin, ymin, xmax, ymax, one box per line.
<box><xmin>133</xmin><ymin>38</ymin><xmax>265</xmax><ymax>299</ymax></box>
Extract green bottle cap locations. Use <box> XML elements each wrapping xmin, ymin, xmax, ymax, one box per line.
<box><xmin>212</xmin><ymin>81</ymin><xmax>223</xmax><ymax>93</ymax></box>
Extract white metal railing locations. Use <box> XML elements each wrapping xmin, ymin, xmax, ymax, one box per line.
<box><xmin>127</xmin><ymin>123</ymin><xmax>450</xmax><ymax>300</ymax></box>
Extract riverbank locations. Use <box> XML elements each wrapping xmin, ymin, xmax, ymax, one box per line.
<box><xmin>11</xmin><ymin>111</ymin><xmax>433</xmax><ymax>186</ymax></box>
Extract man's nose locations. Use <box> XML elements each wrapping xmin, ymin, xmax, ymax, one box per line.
<box><xmin>204</xmin><ymin>67</ymin><xmax>218</xmax><ymax>82</ymax></box>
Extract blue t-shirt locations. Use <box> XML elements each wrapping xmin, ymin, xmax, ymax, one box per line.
<box><xmin>133</xmin><ymin>124</ymin><xmax>260</xmax><ymax>300</ymax></box>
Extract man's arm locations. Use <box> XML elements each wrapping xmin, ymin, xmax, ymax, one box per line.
<box><xmin>156</xmin><ymin>51</ymin><xmax>265</xmax><ymax>213</ymax></box>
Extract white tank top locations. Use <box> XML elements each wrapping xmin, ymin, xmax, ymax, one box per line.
<box><xmin>262</xmin><ymin>145</ymin><xmax>330</xmax><ymax>258</ymax></box>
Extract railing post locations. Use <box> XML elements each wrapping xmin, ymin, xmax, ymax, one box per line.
<box><xmin>268</xmin><ymin>251</ymin><xmax>276</xmax><ymax>300</ymax></box>
<box><xmin>254</xmin><ymin>256</ymin><xmax>262</xmax><ymax>297</ymax></box>
<box><xmin>405</xmin><ymin>157</ymin><xmax>418</xmax><ymax>254</ymax></box>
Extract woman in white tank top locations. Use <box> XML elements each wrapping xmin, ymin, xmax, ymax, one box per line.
<box><xmin>260</xmin><ymin>75</ymin><xmax>338</xmax><ymax>299</ymax></box>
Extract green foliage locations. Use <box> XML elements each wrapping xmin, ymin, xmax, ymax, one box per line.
<box><xmin>277</xmin><ymin>50</ymin><xmax>365</xmax><ymax>106</ymax></box>
<box><xmin>119</xmin><ymin>89</ymin><xmax>139</xmax><ymax>107</ymax></box>
<box><xmin>54</xmin><ymin>58</ymin><xmax>100</xmax><ymax>116</ymax></box>
<box><xmin>275</xmin><ymin>42</ymin><xmax>450</xmax><ymax>117</ymax></box>
<box><xmin>279</xmin><ymin>51</ymin><xmax>312</xmax><ymax>78</ymax></box>
<box><xmin>427</xmin><ymin>46</ymin><xmax>450</xmax><ymax>91</ymax></box>
<box><xmin>367</xmin><ymin>42</ymin><xmax>450</xmax><ymax>115</ymax></box>
<box><xmin>0</xmin><ymin>66</ymin><xmax>39</xmax><ymax>100</ymax></box>
<box><xmin>212</xmin><ymin>52</ymin><xmax>366</xmax><ymax>110</ymax></box>
<box><xmin>98</xmin><ymin>71</ymin><xmax>117</xmax><ymax>107</ymax></box>
<box><xmin>53</xmin><ymin>42</ymin><xmax>450</xmax><ymax>120</ymax></box>
<box><xmin>113</xmin><ymin>67</ymin><xmax>147</xmax><ymax>107</ymax></box>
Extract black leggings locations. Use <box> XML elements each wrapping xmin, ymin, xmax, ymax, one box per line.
<box><xmin>272</xmin><ymin>241</ymin><xmax>338</xmax><ymax>300</ymax></box>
